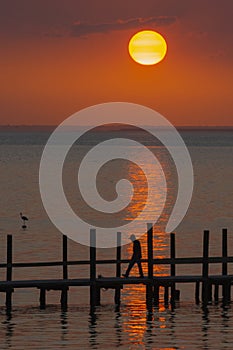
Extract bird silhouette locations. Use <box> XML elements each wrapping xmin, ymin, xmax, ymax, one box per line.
<box><xmin>20</xmin><ymin>212</ymin><xmax>28</xmax><ymax>229</ymax></box>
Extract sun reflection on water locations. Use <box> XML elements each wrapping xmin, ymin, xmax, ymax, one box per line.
<box><xmin>120</xmin><ymin>147</ymin><xmax>176</xmax><ymax>345</ymax></box>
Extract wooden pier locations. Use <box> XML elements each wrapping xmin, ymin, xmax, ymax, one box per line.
<box><xmin>0</xmin><ymin>225</ymin><xmax>233</xmax><ymax>312</ymax></box>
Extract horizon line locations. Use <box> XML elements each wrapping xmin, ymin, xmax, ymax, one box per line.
<box><xmin>1</xmin><ymin>124</ymin><xmax>233</xmax><ymax>128</ymax></box>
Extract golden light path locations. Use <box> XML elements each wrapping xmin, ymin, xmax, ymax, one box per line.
<box><xmin>128</xmin><ymin>30</ymin><xmax>167</xmax><ymax>66</ymax></box>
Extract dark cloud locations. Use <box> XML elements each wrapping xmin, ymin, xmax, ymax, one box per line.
<box><xmin>70</xmin><ymin>16</ymin><xmax>177</xmax><ymax>37</ymax></box>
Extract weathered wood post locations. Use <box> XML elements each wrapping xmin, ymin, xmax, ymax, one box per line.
<box><xmin>90</xmin><ymin>229</ymin><xmax>97</xmax><ymax>310</ymax></box>
<box><xmin>195</xmin><ymin>281</ymin><xmax>200</xmax><ymax>304</ymax></box>
<box><xmin>153</xmin><ymin>282</ymin><xmax>160</xmax><ymax>307</ymax></box>
<box><xmin>202</xmin><ymin>230</ymin><xmax>210</xmax><ymax>304</ymax></box>
<box><xmin>152</xmin><ymin>229</ymin><xmax>159</xmax><ymax>307</ymax></box>
<box><xmin>214</xmin><ymin>284</ymin><xmax>219</xmax><ymax>303</ymax></box>
<box><xmin>63</xmin><ymin>235</ymin><xmax>68</xmax><ymax>279</ymax></box>
<box><xmin>40</xmin><ymin>289</ymin><xmax>46</xmax><ymax>309</ymax></box>
<box><xmin>170</xmin><ymin>233</ymin><xmax>176</xmax><ymax>305</ymax></box>
<box><xmin>6</xmin><ymin>235</ymin><xmax>13</xmax><ymax>310</ymax></box>
<box><xmin>146</xmin><ymin>223</ymin><xmax>153</xmax><ymax>311</ymax></box>
<box><xmin>222</xmin><ymin>228</ymin><xmax>228</xmax><ymax>276</ymax></box>
<box><xmin>164</xmin><ymin>286</ymin><xmax>169</xmax><ymax>306</ymax></box>
<box><xmin>95</xmin><ymin>285</ymin><xmax>101</xmax><ymax>307</ymax></box>
<box><xmin>115</xmin><ymin>232</ymin><xmax>122</xmax><ymax>306</ymax></box>
<box><xmin>222</xmin><ymin>228</ymin><xmax>230</xmax><ymax>303</ymax></box>
<box><xmin>61</xmin><ymin>235</ymin><xmax>68</xmax><ymax>309</ymax></box>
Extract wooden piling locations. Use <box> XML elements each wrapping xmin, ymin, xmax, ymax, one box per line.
<box><xmin>95</xmin><ymin>287</ymin><xmax>101</xmax><ymax>306</ymax></box>
<box><xmin>61</xmin><ymin>235</ymin><xmax>68</xmax><ymax>309</ymax></box>
<box><xmin>6</xmin><ymin>235</ymin><xmax>12</xmax><ymax>282</ymax></box>
<box><xmin>153</xmin><ymin>283</ymin><xmax>160</xmax><ymax>306</ymax></box>
<box><xmin>40</xmin><ymin>288</ymin><xmax>46</xmax><ymax>309</ymax></box>
<box><xmin>6</xmin><ymin>235</ymin><xmax>13</xmax><ymax>310</ymax></box>
<box><xmin>90</xmin><ymin>229</ymin><xmax>97</xmax><ymax>309</ymax></box>
<box><xmin>63</xmin><ymin>235</ymin><xmax>68</xmax><ymax>279</ymax></box>
<box><xmin>222</xmin><ymin>229</ymin><xmax>228</xmax><ymax>276</ymax></box>
<box><xmin>222</xmin><ymin>281</ymin><xmax>231</xmax><ymax>304</ymax></box>
<box><xmin>60</xmin><ymin>288</ymin><xmax>68</xmax><ymax>309</ymax></box>
<box><xmin>170</xmin><ymin>233</ymin><xmax>176</xmax><ymax>305</ymax></box>
<box><xmin>226</xmin><ymin>282</ymin><xmax>231</xmax><ymax>303</ymax></box>
<box><xmin>208</xmin><ymin>284</ymin><xmax>212</xmax><ymax>302</ymax></box>
<box><xmin>202</xmin><ymin>230</ymin><xmax>210</xmax><ymax>304</ymax></box>
<box><xmin>164</xmin><ymin>286</ymin><xmax>169</xmax><ymax>306</ymax></box>
<box><xmin>114</xmin><ymin>232</ymin><xmax>121</xmax><ymax>306</ymax></box>
<box><xmin>146</xmin><ymin>223</ymin><xmax>153</xmax><ymax>311</ymax></box>
<box><xmin>202</xmin><ymin>231</ymin><xmax>209</xmax><ymax>279</ymax></box>
<box><xmin>195</xmin><ymin>281</ymin><xmax>200</xmax><ymax>304</ymax></box>
<box><xmin>221</xmin><ymin>228</ymin><xmax>230</xmax><ymax>303</ymax></box>
<box><xmin>214</xmin><ymin>284</ymin><xmax>219</xmax><ymax>303</ymax></box>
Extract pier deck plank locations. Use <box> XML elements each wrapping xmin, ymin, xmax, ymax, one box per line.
<box><xmin>1</xmin><ymin>274</ymin><xmax>233</xmax><ymax>291</ymax></box>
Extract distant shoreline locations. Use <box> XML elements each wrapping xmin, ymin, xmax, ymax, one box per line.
<box><xmin>0</xmin><ymin>125</ymin><xmax>233</xmax><ymax>132</ymax></box>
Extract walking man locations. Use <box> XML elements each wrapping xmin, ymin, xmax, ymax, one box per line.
<box><xmin>122</xmin><ymin>234</ymin><xmax>144</xmax><ymax>278</ymax></box>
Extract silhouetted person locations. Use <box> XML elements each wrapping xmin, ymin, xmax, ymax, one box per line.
<box><xmin>122</xmin><ymin>234</ymin><xmax>144</xmax><ymax>278</ymax></box>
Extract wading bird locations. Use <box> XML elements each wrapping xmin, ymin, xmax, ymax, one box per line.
<box><xmin>20</xmin><ymin>212</ymin><xmax>28</xmax><ymax>229</ymax></box>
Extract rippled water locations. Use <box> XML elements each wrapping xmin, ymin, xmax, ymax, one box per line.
<box><xmin>1</xmin><ymin>303</ymin><xmax>233</xmax><ymax>349</ymax></box>
<box><xmin>0</xmin><ymin>128</ymin><xmax>232</xmax><ymax>349</ymax></box>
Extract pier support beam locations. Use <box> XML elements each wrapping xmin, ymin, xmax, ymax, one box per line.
<box><xmin>95</xmin><ymin>287</ymin><xmax>101</xmax><ymax>306</ymax></box>
<box><xmin>90</xmin><ymin>229</ymin><xmax>97</xmax><ymax>310</ymax></box>
<box><xmin>61</xmin><ymin>288</ymin><xmax>68</xmax><ymax>310</ymax></box>
<box><xmin>201</xmin><ymin>230</ymin><xmax>210</xmax><ymax>305</ymax></box>
<box><xmin>222</xmin><ymin>282</ymin><xmax>231</xmax><ymax>304</ymax></box>
<box><xmin>114</xmin><ymin>287</ymin><xmax>121</xmax><ymax>307</ymax></box>
<box><xmin>40</xmin><ymin>288</ymin><xmax>46</xmax><ymax>309</ymax></box>
<box><xmin>115</xmin><ymin>232</ymin><xmax>122</xmax><ymax>307</ymax></box>
<box><xmin>208</xmin><ymin>284</ymin><xmax>212</xmax><ymax>302</ymax></box>
<box><xmin>170</xmin><ymin>233</ymin><xmax>176</xmax><ymax>306</ymax></box>
<box><xmin>195</xmin><ymin>282</ymin><xmax>200</xmax><ymax>304</ymax></box>
<box><xmin>214</xmin><ymin>284</ymin><xmax>219</xmax><ymax>303</ymax></box>
<box><xmin>153</xmin><ymin>284</ymin><xmax>160</xmax><ymax>306</ymax></box>
<box><xmin>146</xmin><ymin>224</ymin><xmax>153</xmax><ymax>312</ymax></box>
<box><xmin>5</xmin><ymin>290</ymin><xmax>13</xmax><ymax>311</ymax></box>
<box><xmin>146</xmin><ymin>285</ymin><xmax>153</xmax><ymax>311</ymax></box>
<box><xmin>6</xmin><ymin>235</ymin><xmax>13</xmax><ymax>311</ymax></box>
<box><xmin>61</xmin><ymin>235</ymin><xmax>68</xmax><ymax>310</ymax></box>
<box><xmin>164</xmin><ymin>286</ymin><xmax>169</xmax><ymax>306</ymax></box>
<box><xmin>222</xmin><ymin>229</ymin><xmax>230</xmax><ymax>304</ymax></box>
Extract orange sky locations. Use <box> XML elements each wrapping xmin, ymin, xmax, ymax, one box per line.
<box><xmin>0</xmin><ymin>0</ymin><xmax>233</xmax><ymax>126</ymax></box>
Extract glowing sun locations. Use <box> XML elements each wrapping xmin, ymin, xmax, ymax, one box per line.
<box><xmin>128</xmin><ymin>30</ymin><xmax>167</xmax><ymax>66</ymax></box>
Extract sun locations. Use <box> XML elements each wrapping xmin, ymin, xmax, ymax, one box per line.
<box><xmin>128</xmin><ymin>30</ymin><xmax>167</xmax><ymax>66</ymax></box>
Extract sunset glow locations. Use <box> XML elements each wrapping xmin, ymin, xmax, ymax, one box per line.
<box><xmin>0</xmin><ymin>2</ymin><xmax>232</xmax><ymax>126</ymax></box>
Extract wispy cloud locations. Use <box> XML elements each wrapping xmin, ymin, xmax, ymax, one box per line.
<box><xmin>70</xmin><ymin>16</ymin><xmax>177</xmax><ymax>37</ymax></box>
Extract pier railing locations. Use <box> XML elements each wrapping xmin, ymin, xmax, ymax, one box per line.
<box><xmin>0</xmin><ymin>226</ymin><xmax>232</xmax><ymax>311</ymax></box>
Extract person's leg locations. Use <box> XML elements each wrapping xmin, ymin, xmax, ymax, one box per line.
<box><xmin>124</xmin><ymin>258</ymin><xmax>136</xmax><ymax>277</ymax></box>
<box><xmin>137</xmin><ymin>261</ymin><xmax>144</xmax><ymax>277</ymax></box>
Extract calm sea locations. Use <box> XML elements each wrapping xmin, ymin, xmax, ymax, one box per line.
<box><xmin>0</xmin><ymin>127</ymin><xmax>232</xmax><ymax>349</ymax></box>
